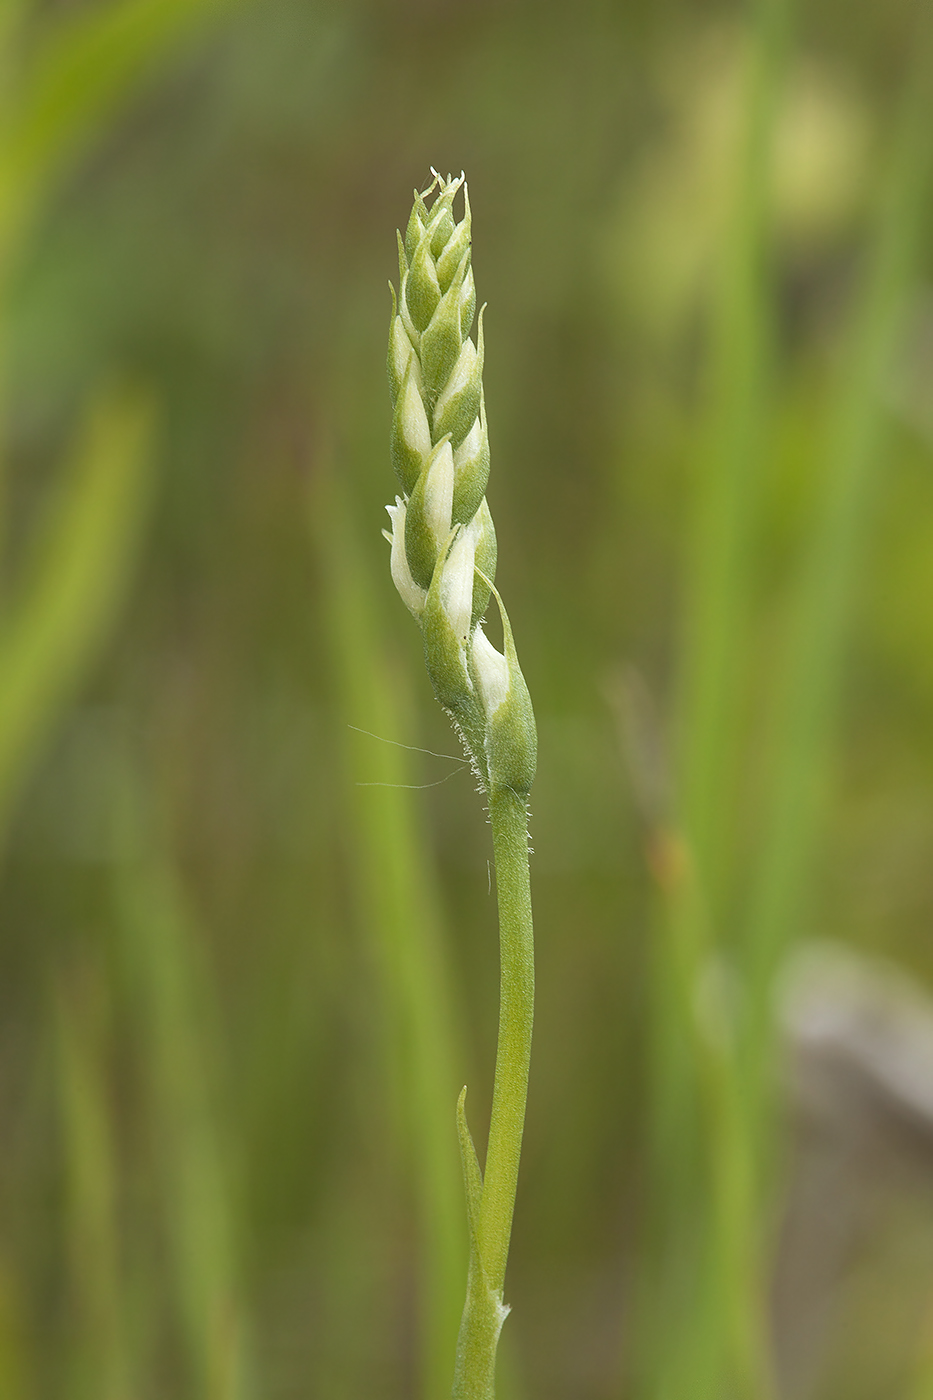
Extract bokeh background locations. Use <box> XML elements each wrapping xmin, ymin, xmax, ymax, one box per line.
<box><xmin>2</xmin><ymin>1</ymin><xmax>933</xmax><ymax>1397</ymax></box>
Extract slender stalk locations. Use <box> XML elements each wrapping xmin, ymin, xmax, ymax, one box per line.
<box><xmin>451</xmin><ymin>784</ymin><xmax>533</xmax><ymax>1400</ymax></box>
<box><xmin>478</xmin><ymin>785</ymin><xmax>534</xmax><ymax>1298</ymax></box>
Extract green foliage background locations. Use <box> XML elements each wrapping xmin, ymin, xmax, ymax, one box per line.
<box><xmin>2</xmin><ymin>0</ymin><xmax>933</xmax><ymax>1397</ymax></box>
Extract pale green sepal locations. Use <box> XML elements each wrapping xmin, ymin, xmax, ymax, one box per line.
<box><xmin>398</xmin><ymin>274</ymin><xmax>420</xmax><ymax>356</ymax></box>
<box><xmin>452</xmin><ymin>398</ymin><xmax>490</xmax><ymax>526</ymax></box>
<box><xmin>469</xmin><ymin>498</ymin><xmax>496</xmax><ymax>626</ymax></box>
<box><xmin>459</xmin><ymin>263</ymin><xmax>477</xmax><ymax>341</ymax></box>
<box><xmin>420</xmin><ymin>250</ymin><xmax>470</xmax><ymax>406</ymax></box>
<box><xmin>421</xmin><ymin>532</ymin><xmax>481</xmax><ymax>727</ymax></box>
<box><xmin>387</xmin><ymin>289</ymin><xmax>419</xmax><ymax>406</ymax></box>
<box><xmin>429</xmin><ymin>201</ymin><xmax>455</xmax><ymax>260</ymax></box>
<box><xmin>427</xmin><ymin>169</ymin><xmax>464</xmax><ymax>260</ymax></box>
<box><xmin>405</xmin><ymin>484</ymin><xmax>440</xmax><ymax>593</ymax></box>
<box><xmin>397</xmin><ymin>233</ymin><xmax>421</xmax><ymax>350</ymax></box>
<box><xmin>405</xmin><ymin>438</ymin><xmax>454</xmax><ymax>590</ymax></box>
<box><xmin>433</xmin><ymin>309</ymin><xmax>484</xmax><ymax>448</ymax></box>
<box><xmin>477</xmin><ymin>577</ymin><xmax>537</xmax><ymax>798</ymax></box>
<box><xmin>404</xmin><ymin>187</ymin><xmax>429</xmax><ymax>262</ymax></box>
<box><xmin>390</xmin><ymin>359</ymin><xmax>431</xmax><ymax>494</ymax></box>
<box><xmin>396</xmin><ymin>230</ymin><xmax>409</xmax><ymax>291</ymax></box>
<box><xmin>406</xmin><ymin>231</ymin><xmax>442</xmax><ymax>334</ymax></box>
<box><xmin>437</xmin><ymin>213</ymin><xmax>471</xmax><ymax>292</ymax></box>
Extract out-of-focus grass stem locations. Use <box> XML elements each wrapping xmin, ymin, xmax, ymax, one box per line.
<box><xmin>741</xmin><ymin>3</ymin><xmax>933</xmax><ymax>1127</ymax></box>
<box><xmin>651</xmin><ymin>1</ymin><xmax>790</xmax><ymax>1396</ymax></box>
<box><xmin>0</xmin><ymin>391</ymin><xmax>154</xmax><ymax>841</ymax></box>
<box><xmin>678</xmin><ymin>0</ymin><xmax>788</xmax><ymax>915</ymax></box>
<box><xmin>112</xmin><ymin>769</ymin><xmax>252</xmax><ymax>1400</ymax></box>
<box><xmin>0</xmin><ymin>0</ymin><xmax>247</xmax><ymax>548</ymax></box>
<box><xmin>54</xmin><ymin>967</ymin><xmax>130</xmax><ymax>1400</ymax></box>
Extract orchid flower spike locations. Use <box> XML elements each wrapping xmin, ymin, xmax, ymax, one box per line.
<box><xmin>384</xmin><ymin>171</ymin><xmax>535</xmax><ymax>797</ymax></box>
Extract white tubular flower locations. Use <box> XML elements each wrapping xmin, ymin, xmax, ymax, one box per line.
<box><xmin>472</xmin><ymin>626</ymin><xmax>509</xmax><ymax>718</ymax></box>
<box><xmin>439</xmin><ymin>525</ymin><xmax>476</xmax><ymax>646</ymax></box>
<box><xmin>391</xmin><ymin>367</ymin><xmax>433</xmax><ymax>494</ymax></box>
<box><xmin>386</xmin><ymin>497</ymin><xmax>426</xmax><ymax>617</ymax></box>
<box><xmin>422</xmin><ymin>438</ymin><xmax>454</xmax><ymax>547</ymax></box>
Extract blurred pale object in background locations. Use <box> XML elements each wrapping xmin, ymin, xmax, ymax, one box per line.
<box><xmin>777</xmin><ymin>943</ymin><xmax>933</xmax><ymax>1400</ymax></box>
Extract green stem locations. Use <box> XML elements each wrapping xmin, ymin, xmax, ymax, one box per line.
<box><xmin>452</xmin><ymin>782</ymin><xmax>534</xmax><ymax>1398</ymax></box>
<box><xmin>480</xmin><ymin>784</ymin><xmax>535</xmax><ymax>1296</ymax></box>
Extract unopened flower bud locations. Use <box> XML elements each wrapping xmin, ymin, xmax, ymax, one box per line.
<box><xmin>421</xmin><ymin>248</ymin><xmax>471</xmax><ymax>404</ymax></box>
<box><xmin>433</xmin><ymin>315</ymin><xmax>484</xmax><ymax>447</ymax></box>
<box><xmin>452</xmin><ymin>400</ymin><xmax>490</xmax><ymax>526</ymax></box>
<box><xmin>406</xmin><ymin>234</ymin><xmax>442</xmax><ymax>333</ymax></box>
<box><xmin>387</xmin><ymin>290</ymin><xmax>419</xmax><ymax>406</ymax></box>
<box><xmin>405</xmin><ymin>438</ymin><xmax>455</xmax><ymax>590</ymax></box>
<box><xmin>474</xmin><ymin>583</ymin><xmax>537</xmax><ymax>797</ymax></box>
<box><xmin>436</xmin><ymin>188</ymin><xmax>471</xmax><ymax>288</ymax></box>
<box><xmin>391</xmin><ymin>361</ymin><xmax>432</xmax><ymax>495</ymax></box>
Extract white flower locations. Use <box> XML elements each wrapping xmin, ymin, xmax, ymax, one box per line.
<box><xmin>439</xmin><ymin>526</ymin><xmax>475</xmax><ymax>644</ymax></box>
<box><xmin>471</xmin><ymin>626</ymin><xmax>509</xmax><ymax>718</ymax></box>
<box><xmin>422</xmin><ymin>439</ymin><xmax>454</xmax><ymax>547</ymax></box>
<box><xmin>397</xmin><ymin>369</ymin><xmax>431</xmax><ymax>462</ymax></box>
<box><xmin>385</xmin><ymin>497</ymin><xmax>426</xmax><ymax>617</ymax></box>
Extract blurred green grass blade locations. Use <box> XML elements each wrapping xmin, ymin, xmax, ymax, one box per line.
<box><xmin>742</xmin><ymin>9</ymin><xmax>933</xmax><ymax>1075</ymax></box>
<box><xmin>0</xmin><ymin>0</ymin><xmax>247</xmax><ymax>251</ymax></box>
<box><xmin>677</xmin><ymin>0</ymin><xmax>790</xmax><ymax>920</ymax></box>
<box><xmin>908</xmin><ymin>1290</ymin><xmax>933</xmax><ymax>1400</ymax></box>
<box><xmin>110</xmin><ymin>765</ymin><xmax>252</xmax><ymax>1400</ymax></box>
<box><xmin>312</xmin><ymin>464</ymin><xmax>466</xmax><ymax>1400</ymax></box>
<box><xmin>0</xmin><ymin>386</ymin><xmax>154</xmax><ymax>839</ymax></box>
<box><xmin>53</xmin><ymin>966</ymin><xmax>132</xmax><ymax>1400</ymax></box>
<box><xmin>648</xmin><ymin>3</ymin><xmax>791</xmax><ymax>1397</ymax></box>
<box><xmin>0</xmin><ymin>1263</ymin><xmax>28</xmax><ymax>1400</ymax></box>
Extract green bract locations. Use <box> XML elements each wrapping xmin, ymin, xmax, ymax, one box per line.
<box><xmin>385</xmin><ymin>171</ymin><xmax>536</xmax><ymax>798</ymax></box>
